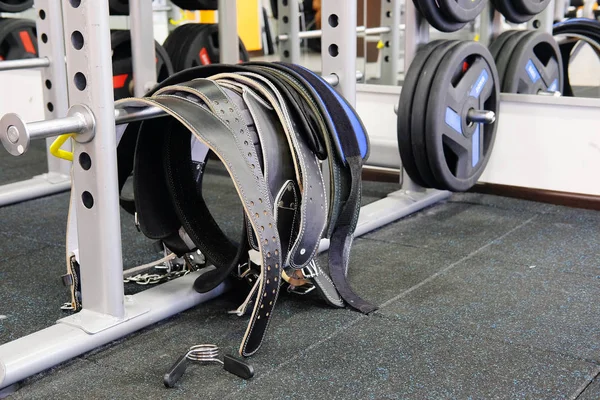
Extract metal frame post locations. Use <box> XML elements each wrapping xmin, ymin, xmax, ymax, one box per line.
<box><xmin>218</xmin><ymin>0</ymin><xmax>239</xmax><ymax>64</ymax></box>
<box><xmin>528</xmin><ymin>0</ymin><xmax>555</xmax><ymax>33</ymax></box>
<box><xmin>321</xmin><ymin>0</ymin><xmax>357</xmax><ymax>105</ymax></box>
<box><xmin>0</xmin><ymin>0</ymin><xmax>71</xmax><ymax>206</ymax></box>
<box><xmin>379</xmin><ymin>0</ymin><xmax>401</xmax><ymax>85</ymax></box>
<box><xmin>60</xmin><ymin>0</ymin><xmax>125</xmax><ymax>317</ymax></box>
<box><xmin>278</xmin><ymin>0</ymin><xmax>300</xmax><ymax>63</ymax></box>
<box><xmin>129</xmin><ymin>0</ymin><xmax>158</xmax><ymax>97</ymax></box>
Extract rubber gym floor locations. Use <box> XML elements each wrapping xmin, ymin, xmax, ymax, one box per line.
<box><xmin>1</xmin><ymin>140</ymin><xmax>599</xmax><ymax>399</ymax></box>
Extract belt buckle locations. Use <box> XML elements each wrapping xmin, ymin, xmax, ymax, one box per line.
<box><xmin>301</xmin><ymin>262</ymin><xmax>319</xmax><ymax>279</ymax></box>
<box><xmin>287</xmin><ymin>283</ymin><xmax>316</xmax><ymax>295</ymax></box>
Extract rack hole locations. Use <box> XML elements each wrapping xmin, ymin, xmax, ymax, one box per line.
<box><xmin>41</xmin><ymin>33</ymin><xmax>48</xmax><ymax>43</ymax></box>
<box><xmin>328</xmin><ymin>14</ymin><xmax>339</xmax><ymax>27</ymax></box>
<box><xmin>385</xmin><ymin>40</ymin><xmax>390</xmax><ymax>48</ymax></box>
<box><xmin>70</xmin><ymin>0</ymin><xmax>81</xmax><ymax>7</ymax></box>
<box><xmin>282</xmin><ymin>16</ymin><xmax>289</xmax><ymax>23</ymax></box>
<box><xmin>39</xmin><ymin>9</ymin><xmax>46</xmax><ymax>20</ymax></box>
<box><xmin>79</xmin><ymin>152</ymin><xmax>92</xmax><ymax>170</ymax></box>
<box><xmin>82</xmin><ymin>191</ymin><xmax>94</xmax><ymax>209</ymax></box>
<box><xmin>47</xmin><ymin>102</ymin><xmax>54</xmax><ymax>112</ymax></box>
<box><xmin>282</xmin><ymin>0</ymin><xmax>288</xmax><ymax>5</ymax></box>
<box><xmin>283</xmin><ymin>50</ymin><xmax>290</xmax><ymax>58</ymax></box>
<box><xmin>71</xmin><ymin>31</ymin><xmax>84</xmax><ymax>50</ymax></box>
<box><xmin>532</xmin><ymin>19</ymin><xmax>541</xmax><ymax>29</ymax></box>
<box><xmin>384</xmin><ymin>55</ymin><xmax>390</xmax><ymax>62</ymax></box>
<box><xmin>45</xmin><ymin>79</ymin><xmax>52</xmax><ymax>89</ymax></box>
<box><xmin>328</xmin><ymin>44</ymin><xmax>339</xmax><ymax>57</ymax></box>
<box><xmin>74</xmin><ymin>72</ymin><xmax>87</xmax><ymax>91</ymax></box>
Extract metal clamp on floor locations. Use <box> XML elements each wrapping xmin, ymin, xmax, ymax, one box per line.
<box><xmin>0</xmin><ymin>104</ymin><xmax>95</xmax><ymax>156</ymax></box>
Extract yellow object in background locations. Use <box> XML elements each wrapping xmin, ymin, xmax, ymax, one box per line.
<box><xmin>199</xmin><ymin>10</ymin><xmax>217</xmax><ymax>23</ymax></box>
<box><xmin>237</xmin><ymin>0</ymin><xmax>261</xmax><ymax>51</ymax></box>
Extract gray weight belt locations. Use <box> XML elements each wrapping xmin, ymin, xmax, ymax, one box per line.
<box><xmin>119</xmin><ymin>90</ymin><xmax>282</xmax><ymax>357</ymax></box>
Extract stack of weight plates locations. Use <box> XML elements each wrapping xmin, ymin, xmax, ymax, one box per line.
<box><xmin>553</xmin><ymin>18</ymin><xmax>600</xmax><ymax>96</ymax></box>
<box><xmin>397</xmin><ymin>40</ymin><xmax>500</xmax><ymax>191</ymax></box>
<box><xmin>163</xmin><ymin>23</ymin><xmax>249</xmax><ymax>72</ymax></box>
<box><xmin>0</xmin><ymin>0</ymin><xmax>33</xmax><ymax>13</ymax></box>
<box><xmin>110</xmin><ymin>30</ymin><xmax>174</xmax><ymax>100</ymax></box>
<box><xmin>413</xmin><ymin>0</ymin><xmax>487</xmax><ymax>32</ymax></box>
<box><xmin>0</xmin><ymin>18</ymin><xmax>37</xmax><ymax>61</ymax></box>
<box><xmin>490</xmin><ymin>0</ymin><xmax>551</xmax><ymax>23</ymax></box>
<box><xmin>490</xmin><ymin>30</ymin><xmax>563</xmax><ymax>94</ymax></box>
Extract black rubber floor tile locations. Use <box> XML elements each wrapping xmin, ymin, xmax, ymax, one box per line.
<box><xmin>234</xmin><ymin>316</ymin><xmax>599</xmax><ymax>400</ymax></box>
<box><xmin>10</xmin><ymin>358</ymin><xmax>160</xmax><ymax>400</ymax></box>
<box><xmin>0</xmin><ymin>232</ymin><xmax>48</xmax><ymax>262</ymax></box>
<box><xmin>318</xmin><ymin>238</ymin><xmax>465</xmax><ymax>306</ymax></box>
<box><xmin>0</xmin><ymin>246</ymin><xmax>68</xmax><ymax>344</ymax></box>
<box><xmin>577</xmin><ymin>375</ymin><xmax>600</xmax><ymax>400</ymax></box>
<box><xmin>0</xmin><ymin>141</ymin><xmax>48</xmax><ymax>186</ymax></box>
<box><xmin>363</xmin><ymin>201</ymin><xmax>535</xmax><ymax>255</ymax></box>
<box><xmin>449</xmin><ymin>192</ymin><xmax>555</xmax><ymax>214</ymax></box>
<box><xmin>379</xmin><ymin>255</ymin><xmax>600</xmax><ymax>361</ymax></box>
<box><xmin>479</xmin><ymin>213</ymin><xmax>600</xmax><ymax>275</ymax></box>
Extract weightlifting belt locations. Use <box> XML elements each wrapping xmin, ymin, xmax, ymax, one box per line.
<box><xmin>117</xmin><ymin>92</ymin><xmax>283</xmax><ymax>356</ymax></box>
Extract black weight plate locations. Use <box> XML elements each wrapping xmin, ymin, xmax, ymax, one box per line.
<box><xmin>0</xmin><ymin>0</ymin><xmax>33</xmax><ymax>13</ymax></box>
<box><xmin>494</xmin><ymin>30</ymin><xmax>530</xmax><ymax>87</ymax></box>
<box><xmin>425</xmin><ymin>41</ymin><xmax>500</xmax><ymax>192</ymax></box>
<box><xmin>163</xmin><ymin>23</ymin><xmax>198</xmax><ymax>71</ymax></box>
<box><xmin>512</xmin><ymin>0</ymin><xmax>550</xmax><ymax>16</ymax></box>
<box><xmin>413</xmin><ymin>0</ymin><xmax>467</xmax><ymax>33</ymax></box>
<box><xmin>0</xmin><ymin>18</ymin><xmax>37</xmax><ymax>60</ymax></box>
<box><xmin>491</xmin><ymin>0</ymin><xmax>532</xmax><ymax>24</ymax></box>
<box><xmin>411</xmin><ymin>40</ymin><xmax>461</xmax><ymax>189</ymax></box>
<box><xmin>108</xmin><ymin>0</ymin><xmax>129</xmax><ymax>15</ymax></box>
<box><xmin>111</xmin><ymin>30</ymin><xmax>174</xmax><ymax>100</ymax></box>
<box><xmin>397</xmin><ymin>39</ymin><xmax>447</xmax><ymax>188</ymax></box>
<box><xmin>558</xmin><ymin>40</ymin><xmax>576</xmax><ymax>96</ymax></box>
<box><xmin>438</xmin><ymin>0</ymin><xmax>487</xmax><ymax>24</ymax></box>
<box><xmin>488</xmin><ymin>29</ymin><xmax>520</xmax><ymax>60</ymax></box>
<box><xmin>503</xmin><ymin>31</ymin><xmax>563</xmax><ymax>94</ymax></box>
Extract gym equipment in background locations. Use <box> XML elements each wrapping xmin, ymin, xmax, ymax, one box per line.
<box><xmin>170</xmin><ymin>0</ymin><xmax>218</xmax><ymax>10</ymax></box>
<box><xmin>163</xmin><ymin>23</ymin><xmax>249</xmax><ymax>71</ymax></box>
<box><xmin>490</xmin><ymin>30</ymin><xmax>563</xmax><ymax>94</ymax></box>
<box><xmin>0</xmin><ymin>0</ymin><xmax>33</xmax><ymax>13</ymax></box>
<box><xmin>553</xmin><ymin>18</ymin><xmax>600</xmax><ymax>96</ymax></box>
<box><xmin>397</xmin><ymin>40</ymin><xmax>499</xmax><ymax>191</ymax></box>
<box><xmin>490</xmin><ymin>0</ymin><xmax>551</xmax><ymax>24</ymax></box>
<box><xmin>110</xmin><ymin>30</ymin><xmax>174</xmax><ymax>100</ymax></box>
<box><xmin>0</xmin><ymin>18</ymin><xmax>37</xmax><ymax>61</ymax></box>
<box><xmin>412</xmin><ymin>0</ymin><xmax>487</xmax><ymax>32</ymax></box>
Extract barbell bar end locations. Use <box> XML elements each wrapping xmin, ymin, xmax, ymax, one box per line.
<box><xmin>0</xmin><ymin>113</ymin><xmax>31</xmax><ymax>156</ymax></box>
<box><xmin>467</xmin><ymin>109</ymin><xmax>496</xmax><ymax>125</ymax></box>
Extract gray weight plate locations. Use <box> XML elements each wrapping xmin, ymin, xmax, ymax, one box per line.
<box><xmin>489</xmin><ymin>29</ymin><xmax>520</xmax><ymax>60</ymax></box>
<box><xmin>397</xmin><ymin>39</ymin><xmax>447</xmax><ymax>188</ymax></box>
<box><xmin>512</xmin><ymin>0</ymin><xmax>550</xmax><ymax>16</ymax></box>
<box><xmin>425</xmin><ymin>41</ymin><xmax>500</xmax><ymax>192</ymax></box>
<box><xmin>503</xmin><ymin>31</ymin><xmax>563</xmax><ymax>94</ymax></box>
<box><xmin>491</xmin><ymin>0</ymin><xmax>532</xmax><ymax>24</ymax></box>
<box><xmin>494</xmin><ymin>30</ymin><xmax>531</xmax><ymax>88</ymax></box>
<box><xmin>414</xmin><ymin>0</ymin><xmax>467</xmax><ymax>33</ymax></box>
<box><xmin>439</xmin><ymin>0</ymin><xmax>487</xmax><ymax>23</ymax></box>
<box><xmin>410</xmin><ymin>40</ymin><xmax>461</xmax><ymax>189</ymax></box>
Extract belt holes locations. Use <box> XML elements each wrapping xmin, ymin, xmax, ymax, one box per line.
<box><xmin>272</xmin><ymin>289</ymin><xmax>276</xmax><ymax>294</ymax></box>
<box><xmin>244</xmin><ymin>140</ymin><xmax>248</xmax><ymax>145</ymax></box>
<box><xmin>263</xmin><ymin>210</ymin><xmax>267</xmax><ymax>215</ymax></box>
<box><xmin>272</xmin><ymin>236</ymin><xmax>276</xmax><ymax>242</ymax></box>
<box><xmin>300</xmin><ymin>248</ymin><xmax>306</xmax><ymax>255</ymax></box>
<box><xmin>269</xmin><ymin>301</ymin><xmax>273</xmax><ymax>305</ymax></box>
<box><xmin>269</xmin><ymin>223</ymin><xmax>272</xmax><ymax>228</ymax></box>
<box><xmin>239</xmin><ymin>129</ymin><xmax>244</xmax><ymax>134</ymax></box>
<box><xmin>257</xmin><ymin>315</ymin><xmax>261</xmax><ymax>319</ymax></box>
<box><xmin>267</xmin><ymin>265</ymin><xmax>271</xmax><ymax>271</ymax></box>
<box><xmin>259</xmin><ymin>198</ymin><xmax>263</xmax><ymax>203</ymax></box>
<box><xmin>264</xmin><ymin>239</ymin><xmax>269</xmax><ymax>245</ymax></box>
<box><xmin>251</xmin><ymin>164</ymin><xmax>255</xmax><ymax>169</ymax></box>
<box><xmin>263</xmin><ymin>293</ymin><xmax>267</xmax><ymax>297</ymax></box>
<box><xmin>260</xmin><ymin>225</ymin><xmax>264</xmax><ymax>231</ymax></box>
<box><xmin>267</xmin><ymin>252</ymin><xmax>271</xmax><ymax>258</ymax></box>
<box><xmin>214</xmin><ymin>101</ymin><xmax>219</xmax><ymax>105</ymax></box>
<box><xmin>275</xmin><ymin>262</ymin><xmax>279</xmax><ymax>268</ymax></box>
<box><xmin>235</xmin><ymin>118</ymin><xmax>239</xmax><ymax>122</ymax></box>
<box><xmin>260</xmin><ymin>304</ymin><xmax>264</xmax><ymax>308</ymax></box>
<box><xmin>309</xmin><ymin>197</ymin><xmax>313</xmax><ymax>202</ymax></box>
<box><xmin>266</xmin><ymin>279</ymin><xmax>270</xmax><ymax>284</ymax></box>
<box><xmin>266</xmin><ymin>312</ymin><xmax>270</xmax><ymax>317</ymax></box>
<box><xmin>255</xmin><ymin>213</ymin><xmax>259</xmax><ymax>218</ymax></box>
<box><xmin>250</xmin><ymin>201</ymin><xmax>254</xmax><ymax>206</ymax></box>
<box><xmin>274</xmin><ymin>277</ymin><xmax>278</xmax><ymax>282</ymax></box>
<box><xmin>275</xmin><ymin>250</ymin><xmax>279</xmax><ymax>256</ymax></box>
<box><xmin>220</xmin><ymin>109</ymin><xmax>225</xmax><ymax>114</ymax></box>
<box><xmin>229</xmin><ymin>108</ymin><xmax>233</xmax><ymax>112</ymax></box>
<box><xmin>248</xmin><ymin>152</ymin><xmax>251</xmax><ymax>157</ymax></box>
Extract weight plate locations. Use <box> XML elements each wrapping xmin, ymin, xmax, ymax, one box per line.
<box><xmin>411</xmin><ymin>40</ymin><xmax>461</xmax><ymax>189</ymax></box>
<box><xmin>397</xmin><ymin>39</ymin><xmax>447</xmax><ymax>188</ymax></box>
<box><xmin>438</xmin><ymin>0</ymin><xmax>487</xmax><ymax>24</ymax></box>
<box><xmin>0</xmin><ymin>0</ymin><xmax>33</xmax><ymax>13</ymax></box>
<box><xmin>413</xmin><ymin>0</ymin><xmax>467</xmax><ymax>33</ymax></box>
<box><xmin>0</xmin><ymin>18</ymin><xmax>37</xmax><ymax>61</ymax></box>
<box><xmin>111</xmin><ymin>30</ymin><xmax>174</xmax><ymax>100</ymax></box>
<box><xmin>491</xmin><ymin>0</ymin><xmax>532</xmax><ymax>24</ymax></box>
<box><xmin>488</xmin><ymin>29</ymin><xmax>520</xmax><ymax>60</ymax></box>
<box><xmin>494</xmin><ymin>30</ymin><xmax>530</xmax><ymax>86</ymax></box>
<box><xmin>425</xmin><ymin>41</ymin><xmax>500</xmax><ymax>192</ymax></box>
<box><xmin>512</xmin><ymin>0</ymin><xmax>550</xmax><ymax>16</ymax></box>
<box><xmin>503</xmin><ymin>31</ymin><xmax>563</xmax><ymax>94</ymax></box>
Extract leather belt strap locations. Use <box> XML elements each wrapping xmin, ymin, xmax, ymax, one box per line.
<box><xmin>116</xmin><ymin>93</ymin><xmax>282</xmax><ymax>356</ymax></box>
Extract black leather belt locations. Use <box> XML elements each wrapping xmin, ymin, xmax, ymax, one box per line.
<box><xmin>74</xmin><ymin>63</ymin><xmax>377</xmax><ymax>356</ymax></box>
